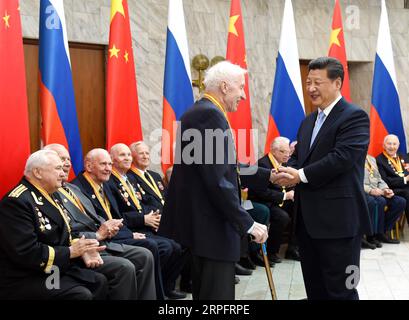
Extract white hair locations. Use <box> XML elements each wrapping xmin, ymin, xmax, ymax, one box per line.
<box><xmin>384</xmin><ymin>134</ymin><xmax>399</xmax><ymax>144</ymax></box>
<box><xmin>129</xmin><ymin>141</ymin><xmax>148</xmax><ymax>153</ymax></box>
<box><xmin>271</xmin><ymin>136</ymin><xmax>290</xmax><ymax>150</ymax></box>
<box><xmin>85</xmin><ymin>148</ymin><xmax>109</xmax><ymax>164</ymax></box>
<box><xmin>203</xmin><ymin>61</ymin><xmax>247</xmax><ymax>91</ymax></box>
<box><xmin>24</xmin><ymin>150</ymin><xmax>59</xmax><ymax>177</ymax></box>
<box><xmin>110</xmin><ymin>143</ymin><xmax>130</xmax><ymax>157</ymax></box>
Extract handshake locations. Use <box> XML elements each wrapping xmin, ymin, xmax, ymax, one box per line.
<box><xmin>269</xmin><ymin>166</ymin><xmax>301</xmax><ymax>187</ymax></box>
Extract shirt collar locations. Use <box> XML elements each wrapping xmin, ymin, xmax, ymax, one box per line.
<box><xmin>319</xmin><ymin>94</ymin><xmax>342</xmax><ymax>117</ymax></box>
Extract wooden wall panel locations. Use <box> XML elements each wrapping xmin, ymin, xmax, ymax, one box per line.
<box><xmin>23</xmin><ymin>40</ymin><xmax>106</xmax><ymax>156</ymax></box>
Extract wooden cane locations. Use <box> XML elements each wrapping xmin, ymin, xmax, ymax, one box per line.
<box><xmin>261</xmin><ymin>243</ymin><xmax>277</xmax><ymax>300</ymax></box>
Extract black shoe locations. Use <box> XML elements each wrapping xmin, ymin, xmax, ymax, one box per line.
<box><xmin>165</xmin><ymin>290</ymin><xmax>187</xmax><ymax>300</ymax></box>
<box><xmin>250</xmin><ymin>252</ymin><xmax>274</xmax><ymax>267</ymax></box>
<box><xmin>238</xmin><ymin>257</ymin><xmax>256</xmax><ymax>270</ymax></box>
<box><xmin>367</xmin><ymin>236</ymin><xmax>383</xmax><ymax>248</ymax></box>
<box><xmin>235</xmin><ymin>276</ymin><xmax>240</xmax><ymax>285</ymax></box>
<box><xmin>268</xmin><ymin>253</ymin><xmax>282</xmax><ymax>264</ymax></box>
<box><xmin>235</xmin><ymin>263</ymin><xmax>253</xmax><ymax>276</ymax></box>
<box><xmin>180</xmin><ymin>281</ymin><xmax>192</xmax><ymax>294</ymax></box>
<box><xmin>285</xmin><ymin>249</ymin><xmax>301</xmax><ymax>261</ymax></box>
<box><xmin>376</xmin><ymin>233</ymin><xmax>400</xmax><ymax>244</ymax></box>
<box><xmin>361</xmin><ymin>238</ymin><xmax>376</xmax><ymax>249</ymax></box>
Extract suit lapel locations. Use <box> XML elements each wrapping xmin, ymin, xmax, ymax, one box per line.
<box><xmin>76</xmin><ymin>174</ymin><xmax>109</xmax><ymax>220</ymax></box>
<box><xmin>59</xmin><ymin>192</ymin><xmax>97</xmax><ymax>231</ymax></box>
<box><xmin>301</xmin><ymin>99</ymin><xmax>345</xmax><ymax>166</ymax></box>
<box><xmin>68</xmin><ymin>184</ymin><xmax>105</xmax><ymax>224</ymax></box>
<box><xmin>298</xmin><ymin>112</ymin><xmax>316</xmax><ymax>165</ymax></box>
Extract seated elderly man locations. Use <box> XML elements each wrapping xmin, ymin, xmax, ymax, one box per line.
<box><xmin>108</xmin><ymin>143</ymin><xmax>186</xmax><ymax>300</ymax></box>
<box><xmin>249</xmin><ymin>137</ymin><xmax>299</xmax><ymax>263</ymax></box>
<box><xmin>0</xmin><ymin>150</ymin><xmax>107</xmax><ymax>300</ymax></box>
<box><xmin>376</xmin><ymin>134</ymin><xmax>409</xmax><ymax>225</ymax></box>
<box><xmin>72</xmin><ymin>148</ymin><xmax>180</xmax><ymax>299</ymax></box>
<box><xmin>44</xmin><ymin>144</ymin><xmax>156</xmax><ymax>300</ymax></box>
<box><xmin>364</xmin><ymin>154</ymin><xmax>405</xmax><ymax>246</ymax></box>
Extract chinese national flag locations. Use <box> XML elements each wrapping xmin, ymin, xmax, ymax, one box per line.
<box><xmin>106</xmin><ymin>0</ymin><xmax>142</xmax><ymax>149</ymax></box>
<box><xmin>226</xmin><ymin>0</ymin><xmax>254</xmax><ymax>163</ymax></box>
<box><xmin>0</xmin><ymin>0</ymin><xmax>30</xmax><ymax>198</ymax></box>
<box><xmin>328</xmin><ymin>0</ymin><xmax>351</xmax><ymax>102</ymax></box>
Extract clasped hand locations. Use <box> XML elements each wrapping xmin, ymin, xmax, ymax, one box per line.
<box><xmin>271</xmin><ymin>166</ymin><xmax>301</xmax><ymax>187</ymax></box>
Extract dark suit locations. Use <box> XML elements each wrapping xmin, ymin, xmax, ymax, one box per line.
<box><xmin>376</xmin><ymin>153</ymin><xmax>409</xmax><ymax>222</ymax></box>
<box><xmin>158</xmin><ymin>97</ymin><xmax>254</xmax><ymax>300</ymax></box>
<box><xmin>289</xmin><ymin>97</ymin><xmax>371</xmax><ymax>300</ymax></box>
<box><xmin>106</xmin><ymin>174</ymin><xmax>185</xmax><ymax>295</ymax></box>
<box><xmin>56</xmin><ymin>183</ymin><xmax>156</xmax><ymax>300</ymax></box>
<box><xmin>127</xmin><ymin>169</ymin><xmax>166</xmax><ymax>212</ymax></box>
<box><xmin>0</xmin><ymin>178</ymin><xmax>108</xmax><ymax>300</ymax></box>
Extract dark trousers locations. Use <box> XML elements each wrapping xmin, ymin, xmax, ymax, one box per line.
<box><xmin>366</xmin><ymin>194</ymin><xmax>406</xmax><ymax>234</ymax></box>
<box><xmin>116</xmin><ymin>237</ymin><xmax>165</xmax><ymax>300</ymax></box>
<box><xmin>147</xmin><ymin>232</ymin><xmax>186</xmax><ymax>294</ymax></box>
<box><xmin>267</xmin><ymin>205</ymin><xmax>290</xmax><ymax>255</ymax></box>
<box><xmin>296</xmin><ymin>211</ymin><xmax>361</xmax><ymax>300</ymax></box>
<box><xmin>192</xmin><ymin>255</ymin><xmax>235</xmax><ymax>300</ymax></box>
<box><xmin>392</xmin><ymin>188</ymin><xmax>409</xmax><ymax>223</ymax></box>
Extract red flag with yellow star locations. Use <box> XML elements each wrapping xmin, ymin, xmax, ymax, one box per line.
<box><xmin>226</xmin><ymin>0</ymin><xmax>254</xmax><ymax>163</ymax></box>
<box><xmin>106</xmin><ymin>0</ymin><xmax>142</xmax><ymax>149</ymax></box>
<box><xmin>0</xmin><ymin>0</ymin><xmax>30</xmax><ymax>198</ymax></box>
<box><xmin>328</xmin><ymin>0</ymin><xmax>351</xmax><ymax>102</ymax></box>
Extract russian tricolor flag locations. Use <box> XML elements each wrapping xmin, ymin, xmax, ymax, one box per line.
<box><xmin>161</xmin><ymin>0</ymin><xmax>194</xmax><ymax>174</ymax></box>
<box><xmin>39</xmin><ymin>0</ymin><xmax>83</xmax><ymax>176</ymax></box>
<box><xmin>368</xmin><ymin>0</ymin><xmax>406</xmax><ymax>156</ymax></box>
<box><xmin>264</xmin><ymin>0</ymin><xmax>304</xmax><ymax>154</ymax></box>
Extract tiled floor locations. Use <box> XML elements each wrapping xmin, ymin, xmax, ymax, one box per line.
<box><xmin>235</xmin><ymin>225</ymin><xmax>409</xmax><ymax>300</ymax></box>
<box><xmin>182</xmin><ymin>225</ymin><xmax>409</xmax><ymax>300</ymax></box>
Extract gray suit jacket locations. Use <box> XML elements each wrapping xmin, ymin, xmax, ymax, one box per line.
<box><xmin>56</xmin><ymin>183</ymin><xmax>124</xmax><ymax>253</ymax></box>
<box><xmin>364</xmin><ymin>155</ymin><xmax>388</xmax><ymax>194</ymax></box>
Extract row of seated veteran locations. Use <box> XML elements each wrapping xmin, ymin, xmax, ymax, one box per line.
<box><xmin>0</xmin><ymin>141</ymin><xmax>188</xmax><ymax>300</ymax></box>
<box><xmin>362</xmin><ymin>134</ymin><xmax>409</xmax><ymax>249</ymax></box>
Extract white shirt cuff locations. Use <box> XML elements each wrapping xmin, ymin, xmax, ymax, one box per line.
<box><xmin>404</xmin><ymin>178</ymin><xmax>407</xmax><ymax>185</ymax></box>
<box><xmin>247</xmin><ymin>222</ymin><xmax>255</xmax><ymax>234</ymax></box>
<box><xmin>299</xmin><ymin>168</ymin><xmax>308</xmax><ymax>183</ymax></box>
<box><xmin>283</xmin><ymin>192</ymin><xmax>286</xmax><ymax>201</ymax></box>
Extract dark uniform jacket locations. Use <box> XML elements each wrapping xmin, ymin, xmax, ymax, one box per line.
<box><xmin>376</xmin><ymin>153</ymin><xmax>409</xmax><ymax>191</ymax></box>
<box><xmin>0</xmin><ymin>178</ymin><xmax>98</xmax><ymax>298</ymax></box>
<box><xmin>105</xmin><ymin>174</ymin><xmax>155</xmax><ymax>231</ymax></box>
<box><xmin>247</xmin><ymin>154</ymin><xmax>288</xmax><ymax>206</ymax></box>
<box><xmin>127</xmin><ymin>169</ymin><xmax>166</xmax><ymax>212</ymax></box>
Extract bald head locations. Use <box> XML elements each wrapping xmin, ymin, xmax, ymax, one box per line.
<box><xmin>84</xmin><ymin>148</ymin><xmax>112</xmax><ymax>184</ymax></box>
<box><xmin>383</xmin><ymin>134</ymin><xmax>400</xmax><ymax>157</ymax></box>
<box><xmin>130</xmin><ymin>141</ymin><xmax>150</xmax><ymax>170</ymax></box>
<box><xmin>43</xmin><ymin>144</ymin><xmax>71</xmax><ymax>180</ymax></box>
<box><xmin>110</xmin><ymin>143</ymin><xmax>132</xmax><ymax>174</ymax></box>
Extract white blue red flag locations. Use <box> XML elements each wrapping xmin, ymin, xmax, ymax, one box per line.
<box><xmin>161</xmin><ymin>0</ymin><xmax>194</xmax><ymax>174</ymax></box>
<box><xmin>264</xmin><ymin>0</ymin><xmax>304</xmax><ymax>153</ymax></box>
<box><xmin>39</xmin><ymin>0</ymin><xmax>83</xmax><ymax>177</ymax></box>
<box><xmin>368</xmin><ymin>0</ymin><xmax>406</xmax><ymax>156</ymax></box>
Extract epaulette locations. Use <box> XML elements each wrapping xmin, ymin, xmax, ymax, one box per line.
<box><xmin>8</xmin><ymin>184</ymin><xmax>28</xmax><ymax>198</ymax></box>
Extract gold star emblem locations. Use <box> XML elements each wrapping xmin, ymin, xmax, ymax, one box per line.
<box><xmin>110</xmin><ymin>0</ymin><xmax>125</xmax><ymax>22</ymax></box>
<box><xmin>229</xmin><ymin>15</ymin><xmax>240</xmax><ymax>37</ymax></box>
<box><xmin>124</xmin><ymin>50</ymin><xmax>129</xmax><ymax>63</ymax></box>
<box><xmin>109</xmin><ymin>44</ymin><xmax>120</xmax><ymax>58</ymax></box>
<box><xmin>3</xmin><ymin>11</ymin><xmax>10</xmax><ymax>28</ymax></box>
<box><xmin>330</xmin><ymin>28</ymin><xmax>342</xmax><ymax>47</ymax></box>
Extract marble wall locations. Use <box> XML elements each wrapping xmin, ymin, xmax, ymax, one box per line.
<box><xmin>20</xmin><ymin>0</ymin><xmax>409</xmax><ymax>168</ymax></box>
